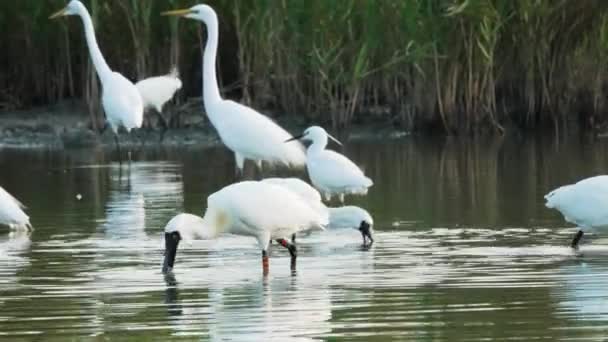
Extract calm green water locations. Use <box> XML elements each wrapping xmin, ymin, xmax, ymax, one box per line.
<box><xmin>2</xmin><ymin>135</ymin><xmax>608</xmax><ymax>341</ymax></box>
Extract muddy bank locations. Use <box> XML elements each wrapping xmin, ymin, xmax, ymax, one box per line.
<box><xmin>0</xmin><ymin>103</ymin><xmax>408</xmax><ymax>150</ymax></box>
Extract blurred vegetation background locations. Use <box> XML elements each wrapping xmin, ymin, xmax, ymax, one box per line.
<box><xmin>1</xmin><ymin>0</ymin><xmax>608</xmax><ymax>134</ymax></box>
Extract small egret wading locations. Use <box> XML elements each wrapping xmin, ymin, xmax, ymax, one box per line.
<box><xmin>286</xmin><ymin>126</ymin><xmax>373</xmax><ymax>202</ymax></box>
<box><xmin>261</xmin><ymin>178</ymin><xmax>374</xmax><ymax>245</ymax></box>
<box><xmin>51</xmin><ymin>0</ymin><xmax>143</xmax><ymax>161</ymax></box>
<box><xmin>545</xmin><ymin>175</ymin><xmax>608</xmax><ymax>249</ymax></box>
<box><xmin>0</xmin><ymin>186</ymin><xmax>32</xmax><ymax>230</ymax></box>
<box><xmin>162</xmin><ymin>5</ymin><xmax>306</xmax><ymax>174</ymax></box>
<box><xmin>136</xmin><ymin>68</ymin><xmax>182</xmax><ymax>136</ymax></box>
<box><xmin>162</xmin><ymin>181</ymin><xmax>328</xmax><ymax>274</ymax></box>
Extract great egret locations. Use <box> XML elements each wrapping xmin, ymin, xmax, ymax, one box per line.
<box><xmin>0</xmin><ymin>186</ymin><xmax>32</xmax><ymax>230</ymax></box>
<box><xmin>162</xmin><ymin>181</ymin><xmax>328</xmax><ymax>274</ymax></box>
<box><xmin>286</xmin><ymin>126</ymin><xmax>373</xmax><ymax>202</ymax></box>
<box><xmin>261</xmin><ymin>177</ymin><xmax>374</xmax><ymax>245</ymax></box>
<box><xmin>50</xmin><ymin>0</ymin><xmax>143</xmax><ymax>160</ymax></box>
<box><xmin>136</xmin><ymin>67</ymin><xmax>182</xmax><ymax>133</ymax></box>
<box><xmin>162</xmin><ymin>5</ymin><xmax>306</xmax><ymax>174</ymax></box>
<box><xmin>545</xmin><ymin>175</ymin><xmax>608</xmax><ymax>249</ymax></box>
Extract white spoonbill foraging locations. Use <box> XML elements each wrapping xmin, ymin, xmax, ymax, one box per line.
<box><xmin>50</xmin><ymin>0</ymin><xmax>143</xmax><ymax>160</ymax></box>
<box><xmin>261</xmin><ymin>178</ymin><xmax>374</xmax><ymax>245</ymax></box>
<box><xmin>162</xmin><ymin>5</ymin><xmax>306</xmax><ymax>174</ymax></box>
<box><xmin>545</xmin><ymin>175</ymin><xmax>608</xmax><ymax>249</ymax></box>
<box><xmin>0</xmin><ymin>186</ymin><xmax>32</xmax><ymax>230</ymax></box>
<box><xmin>162</xmin><ymin>181</ymin><xmax>328</xmax><ymax>274</ymax></box>
<box><xmin>136</xmin><ymin>68</ymin><xmax>182</xmax><ymax>132</ymax></box>
<box><xmin>286</xmin><ymin>126</ymin><xmax>373</xmax><ymax>202</ymax></box>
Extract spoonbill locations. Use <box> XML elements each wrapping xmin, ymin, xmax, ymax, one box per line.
<box><xmin>0</xmin><ymin>186</ymin><xmax>32</xmax><ymax>230</ymax></box>
<box><xmin>162</xmin><ymin>181</ymin><xmax>328</xmax><ymax>274</ymax></box>
<box><xmin>286</xmin><ymin>126</ymin><xmax>373</xmax><ymax>202</ymax></box>
<box><xmin>545</xmin><ymin>175</ymin><xmax>608</xmax><ymax>249</ymax></box>
<box><xmin>162</xmin><ymin>5</ymin><xmax>306</xmax><ymax>174</ymax></box>
<box><xmin>261</xmin><ymin>178</ymin><xmax>374</xmax><ymax>245</ymax></box>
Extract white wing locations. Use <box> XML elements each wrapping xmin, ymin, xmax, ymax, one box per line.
<box><xmin>261</xmin><ymin>178</ymin><xmax>322</xmax><ymax>204</ymax></box>
<box><xmin>327</xmin><ymin>206</ymin><xmax>373</xmax><ymax>230</ymax></box>
<box><xmin>209</xmin><ymin>181</ymin><xmax>328</xmax><ymax>241</ymax></box>
<box><xmin>0</xmin><ymin>186</ymin><xmax>30</xmax><ymax>229</ymax></box>
<box><xmin>308</xmin><ymin>150</ymin><xmax>373</xmax><ymax>194</ymax></box>
<box><xmin>102</xmin><ymin>72</ymin><xmax>144</xmax><ymax>132</ymax></box>
<box><xmin>136</xmin><ymin>73</ymin><xmax>182</xmax><ymax>112</ymax></box>
<box><xmin>545</xmin><ymin>175</ymin><xmax>608</xmax><ymax>228</ymax></box>
<box><xmin>206</xmin><ymin>100</ymin><xmax>306</xmax><ymax>167</ymax></box>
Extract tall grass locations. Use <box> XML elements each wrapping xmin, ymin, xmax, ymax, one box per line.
<box><xmin>1</xmin><ymin>0</ymin><xmax>608</xmax><ymax>135</ymax></box>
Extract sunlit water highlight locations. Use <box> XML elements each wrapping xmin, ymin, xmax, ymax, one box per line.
<box><xmin>2</xmin><ymin>136</ymin><xmax>608</xmax><ymax>340</ymax></box>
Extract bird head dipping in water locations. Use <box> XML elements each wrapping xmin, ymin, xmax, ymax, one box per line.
<box><xmin>327</xmin><ymin>206</ymin><xmax>374</xmax><ymax>246</ymax></box>
<box><xmin>286</xmin><ymin>126</ymin><xmax>343</xmax><ymax>147</ymax></box>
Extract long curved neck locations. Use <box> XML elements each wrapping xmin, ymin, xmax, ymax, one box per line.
<box><xmin>308</xmin><ymin>135</ymin><xmax>328</xmax><ymax>154</ymax></box>
<box><xmin>77</xmin><ymin>5</ymin><xmax>112</xmax><ymax>83</ymax></box>
<box><xmin>202</xmin><ymin>15</ymin><xmax>222</xmax><ymax>108</ymax></box>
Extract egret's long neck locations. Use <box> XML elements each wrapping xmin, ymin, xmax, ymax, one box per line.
<box><xmin>77</xmin><ymin>5</ymin><xmax>112</xmax><ymax>83</ymax></box>
<box><xmin>202</xmin><ymin>15</ymin><xmax>222</xmax><ymax>109</ymax></box>
<box><xmin>308</xmin><ymin>135</ymin><xmax>328</xmax><ymax>155</ymax></box>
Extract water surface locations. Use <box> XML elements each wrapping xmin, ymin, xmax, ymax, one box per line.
<box><xmin>2</xmin><ymin>135</ymin><xmax>608</xmax><ymax>341</ymax></box>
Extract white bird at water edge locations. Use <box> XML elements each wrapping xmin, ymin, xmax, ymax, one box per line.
<box><xmin>161</xmin><ymin>181</ymin><xmax>328</xmax><ymax>274</ymax></box>
<box><xmin>286</xmin><ymin>126</ymin><xmax>373</xmax><ymax>202</ymax></box>
<box><xmin>545</xmin><ymin>175</ymin><xmax>608</xmax><ymax>249</ymax></box>
<box><xmin>0</xmin><ymin>186</ymin><xmax>32</xmax><ymax>230</ymax></box>
<box><xmin>50</xmin><ymin>0</ymin><xmax>143</xmax><ymax>160</ymax></box>
<box><xmin>162</xmin><ymin>5</ymin><xmax>306</xmax><ymax>174</ymax></box>
<box><xmin>136</xmin><ymin>68</ymin><xmax>182</xmax><ymax>133</ymax></box>
<box><xmin>261</xmin><ymin>178</ymin><xmax>374</xmax><ymax>245</ymax></box>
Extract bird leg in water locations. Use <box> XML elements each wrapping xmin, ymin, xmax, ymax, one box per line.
<box><xmin>114</xmin><ymin>134</ymin><xmax>123</xmax><ymax>164</ymax></box>
<box><xmin>262</xmin><ymin>250</ymin><xmax>269</xmax><ymax>274</ymax></box>
<box><xmin>571</xmin><ymin>230</ymin><xmax>584</xmax><ymax>249</ymax></box>
<box><xmin>291</xmin><ymin>234</ymin><xmax>296</xmax><ymax>244</ymax></box>
<box><xmin>277</xmin><ymin>238</ymin><xmax>297</xmax><ymax>261</ymax></box>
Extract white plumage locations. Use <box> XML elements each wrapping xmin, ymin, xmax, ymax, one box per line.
<box><xmin>136</xmin><ymin>68</ymin><xmax>182</xmax><ymax>113</ymax></box>
<box><xmin>0</xmin><ymin>186</ymin><xmax>31</xmax><ymax>230</ymax></box>
<box><xmin>327</xmin><ymin>206</ymin><xmax>373</xmax><ymax>231</ymax></box>
<box><xmin>545</xmin><ymin>175</ymin><xmax>608</xmax><ymax>230</ymax></box>
<box><xmin>51</xmin><ymin>1</ymin><xmax>143</xmax><ymax>155</ymax></box>
<box><xmin>162</xmin><ymin>5</ymin><xmax>306</xmax><ymax>173</ymax></box>
<box><xmin>162</xmin><ymin>180</ymin><xmax>328</xmax><ymax>273</ymax></box>
<box><xmin>288</xmin><ymin>126</ymin><xmax>373</xmax><ymax>202</ymax></box>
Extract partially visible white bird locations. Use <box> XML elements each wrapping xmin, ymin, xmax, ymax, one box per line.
<box><xmin>51</xmin><ymin>0</ymin><xmax>143</xmax><ymax>160</ymax></box>
<box><xmin>261</xmin><ymin>178</ymin><xmax>374</xmax><ymax>244</ymax></box>
<box><xmin>162</xmin><ymin>5</ymin><xmax>306</xmax><ymax>174</ymax></box>
<box><xmin>162</xmin><ymin>181</ymin><xmax>328</xmax><ymax>274</ymax></box>
<box><xmin>545</xmin><ymin>175</ymin><xmax>608</xmax><ymax>248</ymax></box>
<box><xmin>286</xmin><ymin>126</ymin><xmax>373</xmax><ymax>202</ymax></box>
<box><xmin>136</xmin><ymin>68</ymin><xmax>182</xmax><ymax>130</ymax></box>
<box><xmin>0</xmin><ymin>186</ymin><xmax>32</xmax><ymax>230</ymax></box>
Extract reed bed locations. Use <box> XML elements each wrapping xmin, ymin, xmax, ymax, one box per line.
<box><xmin>1</xmin><ymin>0</ymin><xmax>608</xmax><ymax>135</ymax></box>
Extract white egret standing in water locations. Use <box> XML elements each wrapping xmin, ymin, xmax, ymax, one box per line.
<box><xmin>162</xmin><ymin>181</ymin><xmax>328</xmax><ymax>274</ymax></box>
<box><xmin>286</xmin><ymin>126</ymin><xmax>373</xmax><ymax>202</ymax></box>
<box><xmin>0</xmin><ymin>186</ymin><xmax>32</xmax><ymax>230</ymax></box>
<box><xmin>262</xmin><ymin>178</ymin><xmax>374</xmax><ymax>245</ymax></box>
<box><xmin>162</xmin><ymin>5</ymin><xmax>306</xmax><ymax>174</ymax></box>
<box><xmin>136</xmin><ymin>68</ymin><xmax>182</xmax><ymax>136</ymax></box>
<box><xmin>545</xmin><ymin>175</ymin><xmax>608</xmax><ymax>249</ymax></box>
<box><xmin>50</xmin><ymin>0</ymin><xmax>143</xmax><ymax>160</ymax></box>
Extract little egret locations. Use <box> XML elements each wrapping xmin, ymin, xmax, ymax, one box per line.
<box><xmin>162</xmin><ymin>181</ymin><xmax>328</xmax><ymax>274</ymax></box>
<box><xmin>162</xmin><ymin>5</ymin><xmax>306</xmax><ymax>174</ymax></box>
<box><xmin>261</xmin><ymin>178</ymin><xmax>374</xmax><ymax>245</ymax></box>
<box><xmin>286</xmin><ymin>126</ymin><xmax>373</xmax><ymax>202</ymax></box>
<box><xmin>51</xmin><ymin>0</ymin><xmax>143</xmax><ymax>160</ymax></box>
<box><xmin>0</xmin><ymin>186</ymin><xmax>32</xmax><ymax>230</ymax></box>
<box><xmin>545</xmin><ymin>175</ymin><xmax>608</xmax><ymax>249</ymax></box>
<box><xmin>136</xmin><ymin>68</ymin><xmax>182</xmax><ymax>133</ymax></box>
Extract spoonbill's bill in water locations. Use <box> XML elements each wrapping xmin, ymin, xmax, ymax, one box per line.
<box><xmin>545</xmin><ymin>175</ymin><xmax>608</xmax><ymax>249</ymax></box>
<box><xmin>261</xmin><ymin>178</ymin><xmax>374</xmax><ymax>245</ymax></box>
<box><xmin>162</xmin><ymin>181</ymin><xmax>328</xmax><ymax>274</ymax></box>
<box><xmin>162</xmin><ymin>5</ymin><xmax>306</xmax><ymax>174</ymax></box>
<box><xmin>286</xmin><ymin>126</ymin><xmax>373</xmax><ymax>202</ymax></box>
<box><xmin>50</xmin><ymin>1</ymin><xmax>144</xmax><ymax>161</ymax></box>
<box><xmin>0</xmin><ymin>186</ymin><xmax>32</xmax><ymax>230</ymax></box>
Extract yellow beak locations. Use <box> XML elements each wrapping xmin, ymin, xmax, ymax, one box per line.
<box><xmin>161</xmin><ymin>8</ymin><xmax>194</xmax><ymax>17</ymax></box>
<box><xmin>49</xmin><ymin>8</ymin><xmax>67</xmax><ymax>20</ymax></box>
